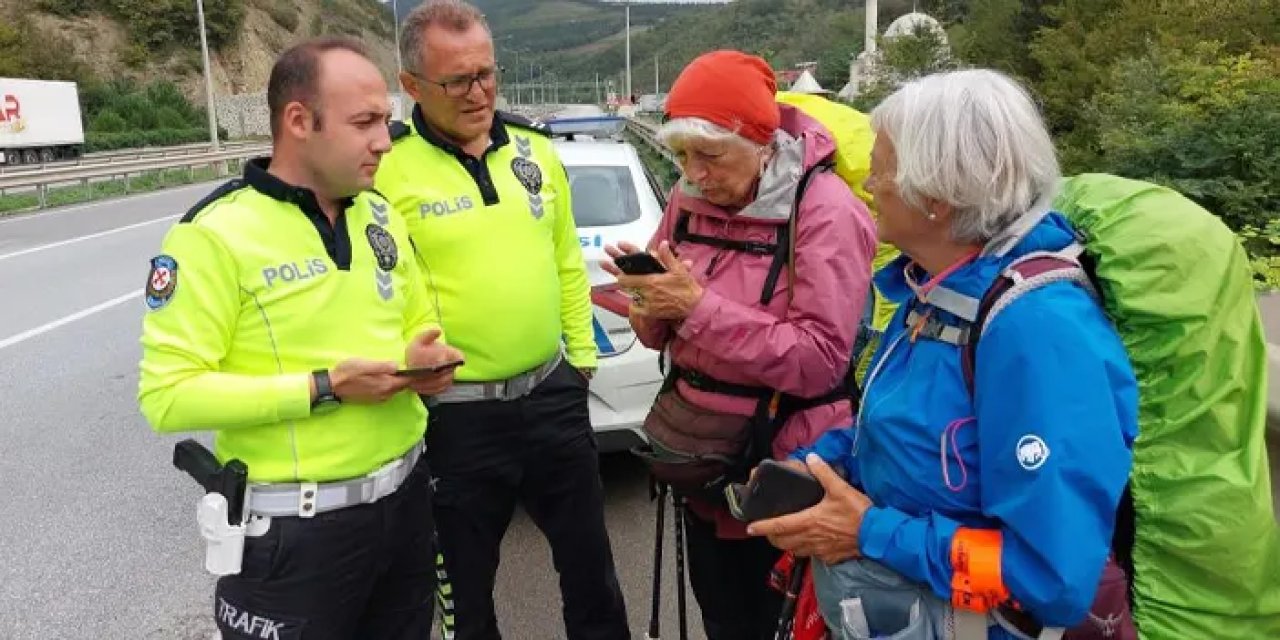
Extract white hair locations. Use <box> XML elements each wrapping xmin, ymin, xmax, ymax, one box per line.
<box><xmin>657</xmin><ymin>117</ymin><xmax>764</xmax><ymax>153</ymax></box>
<box><xmin>871</xmin><ymin>69</ymin><xmax>1061</xmax><ymax>244</ymax></box>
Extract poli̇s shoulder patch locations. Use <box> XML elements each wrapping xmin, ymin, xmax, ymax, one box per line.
<box><xmin>365</xmin><ymin>224</ymin><xmax>398</xmax><ymax>271</ymax></box>
<box><xmin>145</xmin><ymin>255</ymin><xmax>179</xmax><ymax>310</ymax></box>
<box><xmin>511</xmin><ymin>157</ymin><xmax>543</xmax><ymax>195</ymax></box>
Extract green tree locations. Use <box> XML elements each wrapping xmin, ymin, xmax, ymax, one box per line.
<box><xmin>0</xmin><ymin>15</ymin><xmax>91</xmax><ymax>83</ymax></box>
<box><xmin>1030</xmin><ymin>0</ymin><xmax>1279</xmax><ymax>141</ymax></box>
<box><xmin>1089</xmin><ymin>43</ymin><xmax>1280</xmax><ymax>232</ymax></box>
<box><xmin>949</xmin><ymin>0</ymin><xmax>1051</xmax><ymax>82</ymax></box>
<box><xmin>91</xmin><ymin>110</ymin><xmax>128</xmax><ymax>133</ymax></box>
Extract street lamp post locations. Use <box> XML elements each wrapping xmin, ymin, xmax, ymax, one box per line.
<box><xmin>196</xmin><ymin>0</ymin><xmax>219</xmax><ymax>151</ymax></box>
<box><xmin>624</xmin><ymin>0</ymin><xmax>632</xmax><ymax>100</ymax></box>
<box><xmin>391</xmin><ymin>0</ymin><xmax>402</xmax><ymax>73</ymax></box>
<box><xmin>512</xmin><ymin>49</ymin><xmax>520</xmax><ymax>106</ymax></box>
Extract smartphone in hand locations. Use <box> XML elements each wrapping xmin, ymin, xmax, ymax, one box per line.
<box><xmin>613</xmin><ymin>252</ymin><xmax>667</xmax><ymax>275</ymax></box>
<box><xmin>395</xmin><ymin>359</ymin><xmax>465</xmax><ymax>378</ymax></box>
<box><xmin>726</xmin><ymin>459</ymin><xmax>825</xmax><ymax>522</ymax></box>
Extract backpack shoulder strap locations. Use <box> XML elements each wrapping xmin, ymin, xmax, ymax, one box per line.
<box><xmin>674</xmin><ymin>209</ymin><xmax>778</xmax><ymax>255</ymax></box>
<box><xmin>762</xmin><ymin>160</ymin><xmax>834</xmax><ymax>306</ymax></box>
<box><xmin>961</xmin><ymin>244</ymin><xmax>1096</xmax><ymax>397</ymax></box>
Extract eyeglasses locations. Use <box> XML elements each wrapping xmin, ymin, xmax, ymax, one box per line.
<box><xmin>412</xmin><ymin>68</ymin><xmax>500</xmax><ymax>98</ymax></box>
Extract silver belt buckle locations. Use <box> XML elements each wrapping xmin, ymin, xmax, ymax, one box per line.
<box><xmin>367</xmin><ymin>456</ymin><xmax>404</xmax><ymax>502</ymax></box>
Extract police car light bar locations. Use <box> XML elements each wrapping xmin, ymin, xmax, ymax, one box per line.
<box><xmin>546</xmin><ymin>116</ymin><xmax>627</xmax><ymax>140</ymax></box>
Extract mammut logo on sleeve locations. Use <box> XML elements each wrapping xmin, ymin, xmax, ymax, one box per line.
<box><xmin>1016</xmin><ymin>434</ymin><xmax>1050</xmax><ymax>471</ymax></box>
<box><xmin>216</xmin><ymin>597</ymin><xmax>304</xmax><ymax>639</ymax></box>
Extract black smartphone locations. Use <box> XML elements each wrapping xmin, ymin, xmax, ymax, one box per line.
<box><xmin>395</xmin><ymin>359</ymin><xmax>465</xmax><ymax>377</ymax></box>
<box><xmin>614</xmin><ymin>252</ymin><xmax>667</xmax><ymax>275</ymax></box>
<box><xmin>725</xmin><ymin>459</ymin><xmax>825</xmax><ymax>522</ymax></box>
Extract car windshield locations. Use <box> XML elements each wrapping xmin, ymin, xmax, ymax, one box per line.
<box><xmin>566</xmin><ymin>165</ymin><xmax>642</xmax><ymax>227</ymax></box>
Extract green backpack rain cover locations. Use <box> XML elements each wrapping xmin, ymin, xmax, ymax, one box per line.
<box><xmin>1053</xmin><ymin>173</ymin><xmax>1280</xmax><ymax>639</ymax></box>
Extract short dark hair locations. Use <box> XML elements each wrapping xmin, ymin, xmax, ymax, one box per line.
<box><xmin>267</xmin><ymin>37</ymin><xmax>372</xmax><ymax>138</ymax></box>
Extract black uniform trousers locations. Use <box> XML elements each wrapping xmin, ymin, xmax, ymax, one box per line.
<box><xmin>214</xmin><ymin>453</ymin><xmax>436</xmax><ymax>639</ymax></box>
<box><xmin>427</xmin><ymin>359</ymin><xmax>630</xmax><ymax>640</ymax></box>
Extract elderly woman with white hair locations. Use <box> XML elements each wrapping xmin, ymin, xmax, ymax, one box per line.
<box><xmin>602</xmin><ymin>50</ymin><xmax>878</xmax><ymax>639</ymax></box>
<box><xmin>749</xmin><ymin>70</ymin><xmax>1139</xmax><ymax>640</ymax></box>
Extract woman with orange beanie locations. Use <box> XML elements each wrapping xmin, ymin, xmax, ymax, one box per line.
<box><xmin>603</xmin><ymin>50</ymin><xmax>878</xmax><ymax>639</ymax></box>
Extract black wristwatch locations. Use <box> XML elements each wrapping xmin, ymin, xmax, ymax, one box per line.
<box><xmin>311</xmin><ymin>369</ymin><xmax>341</xmax><ymax>415</ymax></box>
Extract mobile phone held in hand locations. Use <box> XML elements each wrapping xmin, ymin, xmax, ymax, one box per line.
<box><xmin>726</xmin><ymin>459</ymin><xmax>825</xmax><ymax>522</ymax></box>
<box><xmin>614</xmin><ymin>252</ymin><xmax>667</xmax><ymax>275</ymax></box>
<box><xmin>395</xmin><ymin>359</ymin><xmax>465</xmax><ymax>377</ymax></box>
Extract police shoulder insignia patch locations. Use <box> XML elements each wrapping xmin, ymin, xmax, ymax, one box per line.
<box><xmin>365</xmin><ymin>224</ymin><xmax>398</xmax><ymax>271</ymax></box>
<box><xmin>145</xmin><ymin>255</ymin><xmax>179</xmax><ymax>310</ymax></box>
<box><xmin>511</xmin><ymin>157</ymin><xmax>543</xmax><ymax>195</ymax></box>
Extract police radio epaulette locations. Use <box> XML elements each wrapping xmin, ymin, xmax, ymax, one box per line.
<box><xmin>388</xmin><ymin>120</ymin><xmax>411</xmax><ymax>142</ymax></box>
<box><xmin>498</xmin><ymin>111</ymin><xmax>551</xmax><ymax>137</ymax></box>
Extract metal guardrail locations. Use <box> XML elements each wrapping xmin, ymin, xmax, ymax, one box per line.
<box><xmin>625</xmin><ymin>118</ymin><xmax>677</xmax><ymax>166</ymax></box>
<box><xmin>0</xmin><ymin>144</ymin><xmax>269</xmax><ymax>209</ymax></box>
<box><xmin>0</xmin><ymin>140</ymin><xmax>265</xmax><ymax>175</ymax></box>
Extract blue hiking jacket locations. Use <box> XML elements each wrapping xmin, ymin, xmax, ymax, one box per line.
<box><xmin>796</xmin><ymin>213</ymin><xmax>1138</xmax><ymax>629</ymax></box>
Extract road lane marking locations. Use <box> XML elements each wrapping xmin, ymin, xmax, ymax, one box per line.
<box><xmin>0</xmin><ymin>215</ymin><xmax>178</xmax><ymax>262</ymax></box>
<box><xmin>0</xmin><ymin>291</ymin><xmax>137</xmax><ymax>352</ymax></box>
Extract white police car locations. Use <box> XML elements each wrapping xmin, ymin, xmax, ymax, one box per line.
<box><xmin>550</xmin><ymin>116</ymin><xmax>667</xmax><ymax>452</ymax></box>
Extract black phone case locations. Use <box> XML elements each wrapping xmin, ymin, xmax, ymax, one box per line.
<box><xmin>726</xmin><ymin>460</ymin><xmax>824</xmax><ymax>522</ymax></box>
<box><xmin>396</xmin><ymin>360</ymin><xmax>465</xmax><ymax>377</ymax></box>
<box><xmin>614</xmin><ymin>253</ymin><xmax>667</xmax><ymax>275</ymax></box>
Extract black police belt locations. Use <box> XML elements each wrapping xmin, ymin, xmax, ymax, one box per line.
<box><xmin>430</xmin><ymin>350</ymin><xmax>564</xmax><ymax>404</ymax></box>
<box><xmin>247</xmin><ymin>440</ymin><xmax>424</xmax><ymax>518</ymax></box>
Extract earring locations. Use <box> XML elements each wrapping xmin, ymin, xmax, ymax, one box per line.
<box><xmin>927</xmin><ymin>212</ymin><xmax>937</xmax><ymax>220</ymax></box>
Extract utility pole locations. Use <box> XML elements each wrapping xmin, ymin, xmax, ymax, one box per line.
<box><xmin>624</xmin><ymin>0</ymin><xmax>632</xmax><ymax>100</ymax></box>
<box><xmin>391</xmin><ymin>0</ymin><xmax>402</xmax><ymax>73</ymax></box>
<box><xmin>511</xmin><ymin>49</ymin><xmax>520</xmax><ymax>105</ymax></box>
<box><xmin>196</xmin><ymin>0</ymin><xmax>219</xmax><ymax>150</ymax></box>
<box><xmin>654</xmin><ymin>55</ymin><xmax>659</xmax><ymax>94</ymax></box>
<box><xmin>595</xmin><ymin>72</ymin><xmax>600</xmax><ymax>105</ymax></box>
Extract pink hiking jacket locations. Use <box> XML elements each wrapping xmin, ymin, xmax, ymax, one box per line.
<box><xmin>635</xmin><ymin>105</ymin><xmax>877</xmax><ymax>536</ymax></box>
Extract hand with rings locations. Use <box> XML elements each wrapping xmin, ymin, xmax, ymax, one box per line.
<box><xmin>602</xmin><ymin>241</ymin><xmax>703</xmax><ymax>321</ymax></box>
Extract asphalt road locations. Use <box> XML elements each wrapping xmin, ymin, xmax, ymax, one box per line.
<box><xmin>0</xmin><ymin>183</ymin><xmax>706</xmax><ymax>639</ymax></box>
<box><xmin>0</xmin><ymin>185</ymin><xmax>1275</xmax><ymax>638</ymax></box>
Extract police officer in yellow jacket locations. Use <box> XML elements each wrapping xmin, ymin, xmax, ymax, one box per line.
<box><xmin>137</xmin><ymin>38</ymin><xmax>462</xmax><ymax>640</ymax></box>
<box><xmin>375</xmin><ymin>3</ymin><xmax>629</xmax><ymax>639</ymax></box>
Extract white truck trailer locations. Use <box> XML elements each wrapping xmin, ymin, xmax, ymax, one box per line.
<box><xmin>0</xmin><ymin>78</ymin><xmax>85</xmax><ymax>166</ymax></box>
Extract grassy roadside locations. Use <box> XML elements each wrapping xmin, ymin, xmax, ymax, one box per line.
<box><xmin>0</xmin><ymin>160</ymin><xmax>245</xmax><ymax>216</ymax></box>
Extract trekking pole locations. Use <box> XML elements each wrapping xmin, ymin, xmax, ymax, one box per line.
<box><xmin>774</xmin><ymin>555</ymin><xmax>809</xmax><ymax>640</ymax></box>
<box><xmin>674</xmin><ymin>492</ymin><xmax>690</xmax><ymax>640</ymax></box>
<box><xmin>646</xmin><ymin>480</ymin><xmax>668</xmax><ymax>640</ymax></box>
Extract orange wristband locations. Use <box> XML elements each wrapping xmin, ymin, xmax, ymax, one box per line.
<box><xmin>950</xmin><ymin>528</ymin><xmax>1010</xmax><ymax>613</ymax></box>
